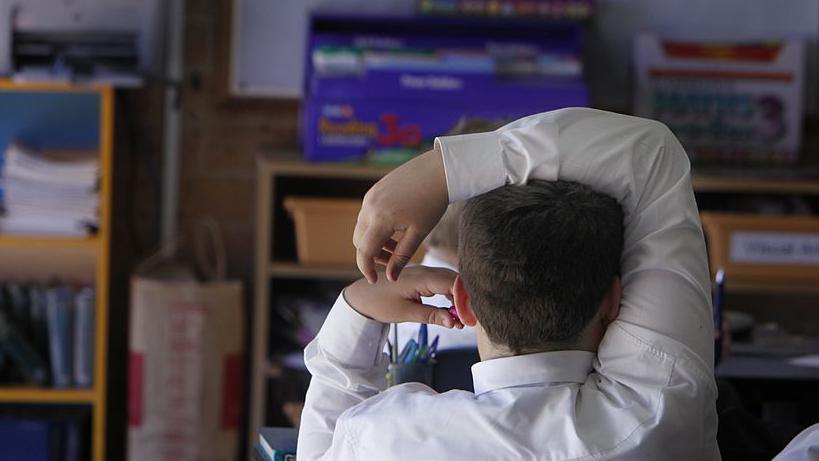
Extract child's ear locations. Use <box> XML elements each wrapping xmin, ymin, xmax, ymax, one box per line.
<box><xmin>453</xmin><ymin>275</ymin><xmax>478</xmax><ymax>327</ymax></box>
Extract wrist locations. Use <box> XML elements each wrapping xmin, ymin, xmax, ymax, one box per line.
<box><xmin>342</xmin><ymin>280</ymin><xmax>379</xmax><ymax>322</ymax></box>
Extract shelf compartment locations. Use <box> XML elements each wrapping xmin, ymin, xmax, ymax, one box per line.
<box><xmin>0</xmin><ymin>387</ymin><xmax>97</xmax><ymax>404</ymax></box>
<box><xmin>725</xmin><ymin>280</ymin><xmax>819</xmax><ymax>296</ymax></box>
<box><xmin>0</xmin><ymin>244</ymin><xmax>97</xmax><ymax>282</ymax></box>
<box><xmin>0</xmin><ymin>235</ymin><xmax>99</xmax><ymax>248</ymax></box>
<box><xmin>693</xmin><ymin>173</ymin><xmax>819</xmax><ymax>195</ymax></box>
<box><xmin>268</xmin><ymin>261</ymin><xmax>362</xmax><ymax>281</ymax></box>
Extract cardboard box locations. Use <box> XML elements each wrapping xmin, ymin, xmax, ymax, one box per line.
<box><xmin>302</xmin><ymin>15</ymin><xmax>589</xmax><ymax>162</ymax></box>
<box><xmin>284</xmin><ymin>197</ymin><xmax>361</xmax><ymax>266</ymax></box>
<box><xmin>634</xmin><ymin>35</ymin><xmax>805</xmax><ymax>165</ymax></box>
<box><xmin>284</xmin><ymin>196</ymin><xmax>424</xmax><ymax>266</ymax></box>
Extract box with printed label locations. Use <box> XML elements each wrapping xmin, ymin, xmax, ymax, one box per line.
<box><xmin>634</xmin><ymin>35</ymin><xmax>804</xmax><ymax>165</ymax></box>
<box><xmin>302</xmin><ymin>15</ymin><xmax>589</xmax><ymax>162</ymax></box>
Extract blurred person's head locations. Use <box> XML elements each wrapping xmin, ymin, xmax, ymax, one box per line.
<box><xmin>452</xmin><ymin>180</ymin><xmax>624</xmax><ymax>359</ymax></box>
<box><xmin>424</xmin><ymin>118</ymin><xmax>506</xmax><ymax>267</ymax></box>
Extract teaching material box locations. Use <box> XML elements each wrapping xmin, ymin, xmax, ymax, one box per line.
<box><xmin>634</xmin><ymin>35</ymin><xmax>804</xmax><ymax>165</ymax></box>
<box><xmin>303</xmin><ymin>15</ymin><xmax>589</xmax><ymax>162</ymax></box>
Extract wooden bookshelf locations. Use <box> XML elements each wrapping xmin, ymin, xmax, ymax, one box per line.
<box><xmin>251</xmin><ymin>153</ymin><xmax>819</xmax><ymax>454</ymax></box>
<box><xmin>0</xmin><ymin>81</ymin><xmax>113</xmax><ymax>461</ymax></box>
<box><xmin>692</xmin><ymin>172</ymin><xmax>819</xmax><ymax>195</ymax></box>
<box><xmin>0</xmin><ymin>387</ymin><xmax>97</xmax><ymax>404</ymax></box>
<box><xmin>262</xmin><ymin>154</ymin><xmax>819</xmax><ymax>194</ymax></box>
<box><xmin>0</xmin><ymin>235</ymin><xmax>99</xmax><ymax>248</ymax></box>
<box><xmin>268</xmin><ymin>261</ymin><xmax>362</xmax><ymax>281</ymax></box>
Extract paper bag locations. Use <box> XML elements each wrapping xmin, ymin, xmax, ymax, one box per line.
<box><xmin>128</xmin><ymin>223</ymin><xmax>244</xmax><ymax>461</ymax></box>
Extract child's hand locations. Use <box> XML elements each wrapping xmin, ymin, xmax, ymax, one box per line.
<box><xmin>344</xmin><ymin>266</ymin><xmax>463</xmax><ymax>329</ymax></box>
<box><xmin>354</xmin><ymin>148</ymin><xmax>448</xmax><ymax>284</ymax></box>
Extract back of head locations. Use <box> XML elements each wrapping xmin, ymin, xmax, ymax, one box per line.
<box><xmin>458</xmin><ymin>180</ymin><xmax>624</xmax><ymax>354</ymax></box>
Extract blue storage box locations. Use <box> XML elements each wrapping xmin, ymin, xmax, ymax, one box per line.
<box><xmin>302</xmin><ymin>15</ymin><xmax>589</xmax><ymax>162</ymax></box>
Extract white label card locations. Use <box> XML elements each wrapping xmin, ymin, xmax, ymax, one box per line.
<box><xmin>730</xmin><ymin>231</ymin><xmax>819</xmax><ymax>265</ymax></box>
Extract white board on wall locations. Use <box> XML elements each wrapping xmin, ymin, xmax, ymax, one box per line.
<box><xmin>229</xmin><ymin>0</ymin><xmax>414</xmax><ymax>98</ymax></box>
<box><xmin>230</xmin><ymin>0</ymin><xmax>313</xmax><ymax>98</ymax></box>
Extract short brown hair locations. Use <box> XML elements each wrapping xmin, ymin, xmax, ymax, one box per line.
<box><xmin>459</xmin><ymin>180</ymin><xmax>624</xmax><ymax>353</ymax></box>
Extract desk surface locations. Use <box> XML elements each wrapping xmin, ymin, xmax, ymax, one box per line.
<box><xmin>716</xmin><ymin>355</ymin><xmax>819</xmax><ymax>381</ymax></box>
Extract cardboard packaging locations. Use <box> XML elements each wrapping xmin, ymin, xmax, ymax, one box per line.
<box><xmin>635</xmin><ymin>35</ymin><xmax>805</xmax><ymax>165</ymax></box>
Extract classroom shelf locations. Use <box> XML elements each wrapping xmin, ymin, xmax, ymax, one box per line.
<box><xmin>0</xmin><ymin>387</ymin><xmax>97</xmax><ymax>404</ymax></box>
<box><xmin>726</xmin><ymin>280</ymin><xmax>819</xmax><ymax>296</ymax></box>
<box><xmin>692</xmin><ymin>173</ymin><xmax>819</xmax><ymax>195</ymax></box>
<box><xmin>261</xmin><ymin>153</ymin><xmax>819</xmax><ymax>195</ymax></box>
<box><xmin>0</xmin><ymin>235</ymin><xmax>99</xmax><ymax>248</ymax></box>
<box><xmin>268</xmin><ymin>261</ymin><xmax>361</xmax><ymax>281</ymax></box>
<box><xmin>252</xmin><ymin>152</ymin><xmax>819</xmax><ymax>455</ymax></box>
<box><xmin>0</xmin><ymin>82</ymin><xmax>113</xmax><ymax>461</ymax></box>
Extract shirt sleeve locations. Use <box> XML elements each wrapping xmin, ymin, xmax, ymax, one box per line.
<box><xmin>297</xmin><ymin>293</ymin><xmax>390</xmax><ymax>461</ymax></box>
<box><xmin>772</xmin><ymin>423</ymin><xmax>819</xmax><ymax>461</ymax></box>
<box><xmin>434</xmin><ymin>107</ymin><xmax>714</xmax><ymax>369</ymax></box>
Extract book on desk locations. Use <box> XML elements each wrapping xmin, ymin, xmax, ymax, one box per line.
<box><xmin>256</xmin><ymin>427</ymin><xmax>297</xmax><ymax>461</ymax></box>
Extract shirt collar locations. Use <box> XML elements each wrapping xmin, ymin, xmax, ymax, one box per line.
<box><xmin>471</xmin><ymin>350</ymin><xmax>595</xmax><ymax>395</ymax></box>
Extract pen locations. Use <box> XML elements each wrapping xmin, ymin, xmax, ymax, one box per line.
<box><xmin>428</xmin><ymin>336</ymin><xmax>439</xmax><ymax>360</ymax></box>
<box><xmin>398</xmin><ymin>339</ymin><xmax>416</xmax><ymax>363</ymax></box>
<box><xmin>418</xmin><ymin>323</ymin><xmax>428</xmax><ymax>349</ymax></box>
<box><xmin>417</xmin><ymin>345</ymin><xmax>428</xmax><ymax>363</ymax></box>
<box><xmin>392</xmin><ymin>324</ymin><xmax>399</xmax><ymax>363</ymax></box>
<box><xmin>404</xmin><ymin>342</ymin><xmax>419</xmax><ymax>364</ymax></box>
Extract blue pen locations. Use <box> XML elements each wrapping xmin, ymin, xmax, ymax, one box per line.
<box><xmin>404</xmin><ymin>342</ymin><xmax>419</xmax><ymax>364</ymax></box>
<box><xmin>428</xmin><ymin>336</ymin><xmax>439</xmax><ymax>360</ymax></box>
<box><xmin>398</xmin><ymin>339</ymin><xmax>416</xmax><ymax>363</ymax></box>
<box><xmin>418</xmin><ymin>324</ymin><xmax>428</xmax><ymax>349</ymax></box>
<box><xmin>417</xmin><ymin>345</ymin><xmax>428</xmax><ymax>363</ymax></box>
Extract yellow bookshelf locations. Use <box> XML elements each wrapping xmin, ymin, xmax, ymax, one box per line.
<box><xmin>0</xmin><ymin>387</ymin><xmax>98</xmax><ymax>404</ymax></box>
<box><xmin>0</xmin><ymin>81</ymin><xmax>112</xmax><ymax>461</ymax></box>
<box><xmin>0</xmin><ymin>235</ymin><xmax>99</xmax><ymax>246</ymax></box>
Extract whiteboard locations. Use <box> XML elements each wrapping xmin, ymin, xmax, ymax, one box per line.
<box><xmin>229</xmin><ymin>0</ymin><xmax>414</xmax><ymax>98</ymax></box>
<box><xmin>230</xmin><ymin>0</ymin><xmax>313</xmax><ymax>98</ymax></box>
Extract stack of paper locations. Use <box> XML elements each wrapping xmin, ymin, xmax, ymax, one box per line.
<box><xmin>0</xmin><ymin>144</ymin><xmax>99</xmax><ymax>237</ymax></box>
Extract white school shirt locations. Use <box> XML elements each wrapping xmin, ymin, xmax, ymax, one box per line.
<box><xmin>298</xmin><ymin>108</ymin><xmax>720</xmax><ymax>461</ymax></box>
<box><xmin>772</xmin><ymin>423</ymin><xmax>819</xmax><ymax>461</ymax></box>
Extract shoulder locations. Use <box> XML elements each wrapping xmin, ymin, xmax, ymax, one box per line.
<box><xmin>519</xmin><ymin>108</ymin><xmax>678</xmax><ymax>154</ymax></box>
<box><xmin>541</xmin><ymin>107</ymin><xmax>671</xmax><ymax>133</ymax></box>
<box><xmin>338</xmin><ymin>383</ymin><xmax>475</xmax><ymax>434</ymax></box>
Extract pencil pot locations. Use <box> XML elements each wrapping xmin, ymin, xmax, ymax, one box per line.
<box><xmin>387</xmin><ymin>361</ymin><xmax>436</xmax><ymax>388</ymax></box>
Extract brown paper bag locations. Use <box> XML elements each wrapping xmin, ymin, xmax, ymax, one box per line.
<box><xmin>128</xmin><ymin>222</ymin><xmax>244</xmax><ymax>461</ymax></box>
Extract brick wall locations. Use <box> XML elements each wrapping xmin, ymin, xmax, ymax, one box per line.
<box><xmin>181</xmin><ymin>0</ymin><xmax>299</xmax><ymax>286</ymax></box>
<box><xmin>108</xmin><ymin>2</ymin><xmax>300</xmax><ymax>457</ymax></box>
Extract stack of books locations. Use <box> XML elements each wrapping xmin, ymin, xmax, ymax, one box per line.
<box><xmin>0</xmin><ymin>409</ymin><xmax>90</xmax><ymax>461</ymax></box>
<box><xmin>0</xmin><ymin>144</ymin><xmax>99</xmax><ymax>237</ymax></box>
<box><xmin>0</xmin><ymin>282</ymin><xmax>94</xmax><ymax>389</ymax></box>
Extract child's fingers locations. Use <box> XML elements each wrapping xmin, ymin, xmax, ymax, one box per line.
<box><xmin>354</xmin><ymin>223</ymin><xmax>394</xmax><ymax>284</ymax></box>
<box><xmin>375</xmin><ymin>240</ymin><xmax>397</xmax><ymax>266</ymax></box>
<box><xmin>374</xmin><ymin>249</ymin><xmax>392</xmax><ymax>266</ymax></box>
<box><xmin>383</xmin><ymin>238</ymin><xmax>398</xmax><ymax>253</ymax></box>
<box><xmin>387</xmin><ymin>229</ymin><xmax>425</xmax><ymax>282</ymax></box>
<box><xmin>402</xmin><ymin>302</ymin><xmax>456</xmax><ymax>329</ymax></box>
